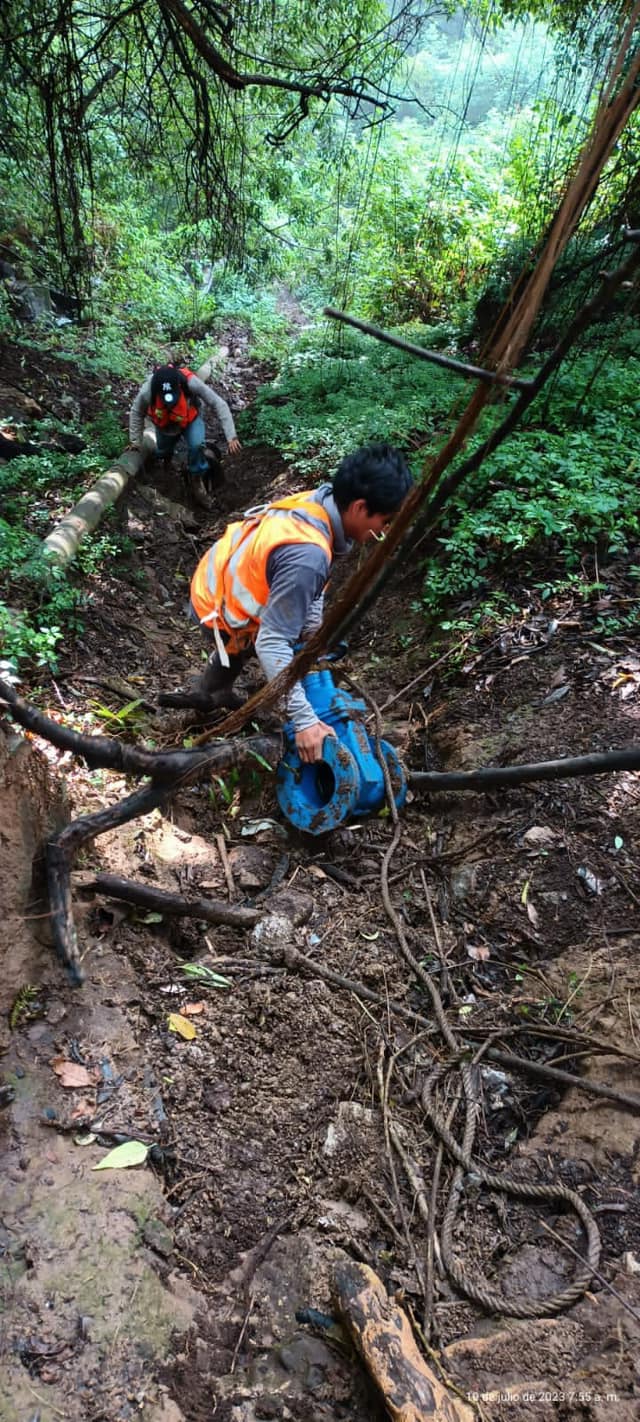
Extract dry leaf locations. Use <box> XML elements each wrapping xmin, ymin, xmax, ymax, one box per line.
<box><xmin>307</xmin><ymin>865</ymin><xmax>327</xmax><ymax>879</ymax></box>
<box><xmin>183</xmin><ymin>1001</ymin><xmax>206</xmax><ymax>1015</ymax></box>
<box><xmin>526</xmin><ymin>899</ymin><xmax>539</xmax><ymax>927</ymax></box>
<box><xmin>51</xmin><ymin>1057</ymin><xmax>97</xmax><ymax>1089</ymax></box>
<box><xmin>168</xmin><ymin>1012</ymin><xmax>197</xmax><ymax>1040</ymax></box>
<box><xmin>467</xmin><ymin>944</ymin><xmax>490</xmax><ymax>962</ymax></box>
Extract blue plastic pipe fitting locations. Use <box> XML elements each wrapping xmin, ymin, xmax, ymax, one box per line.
<box><xmin>276</xmin><ymin>668</ymin><xmax>407</xmax><ymax>834</ymax></box>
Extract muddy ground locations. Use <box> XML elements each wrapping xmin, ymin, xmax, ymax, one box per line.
<box><xmin>1</xmin><ymin>333</ymin><xmax>640</xmax><ymax>1422</ymax></box>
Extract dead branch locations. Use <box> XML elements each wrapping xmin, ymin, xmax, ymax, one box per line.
<box><xmin>47</xmin><ymin>782</ymin><xmax>169</xmax><ymax>984</ymax></box>
<box><xmin>81</xmin><ymin>873</ymin><xmax>261</xmax><ymax>929</ymax></box>
<box><xmin>485</xmin><ymin>1047</ymin><xmax>640</xmax><ymax>1113</ymax></box>
<box><xmin>0</xmin><ymin>675</ymin><xmax>279</xmax><ymax>982</ymax></box>
<box><xmin>332</xmin><ymin>1259</ymin><xmax>474</xmax><ymax>1422</ymax></box>
<box><xmin>324</xmin><ymin>307</ymin><xmax>530</xmax><ymax>388</ymax></box>
<box><xmin>0</xmin><ymin>675</ymin><xmax>280</xmax><ymax>784</ymax></box>
<box><xmin>409</xmin><ymin>746</ymin><xmax>640</xmax><ymax>793</ymax></box>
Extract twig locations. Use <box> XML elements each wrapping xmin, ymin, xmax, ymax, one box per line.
<box><xmin>281</xmin><ymin>945</ymin><xmax>435</xmax><ymax>1034</ymax></box>
<box><xmin>420</xmin><ymin>868</ymin><xmax>452</xmax><ymax>997</ymax></box>
<box><xmin>377</xmin><ymin>634</ymin><xmax>474</xmax><ymax>712</ymax></box>
<box><xmin>230</xmin><ymin>1288</ymin><xmax>256</xmax><ymax>1374</ymax></box>
<box><xmin>216</xmin><ymin>832</ymin><xmax>236</xmax><ymax>899</ymax></box>
<box><xmin>486</xmin><ymin>1047</ymin><xmax>640</xmax><ymax>1111</ymax></box>
<box><xmin>24</xmin><ymin>1381</ymin><xmax>68</xmax><ymax>1418</ymax></box>
<box><xmin>538</xmin><ymin>1220</ymin><xmax>640</xmax><ymax>1326</ymax></box>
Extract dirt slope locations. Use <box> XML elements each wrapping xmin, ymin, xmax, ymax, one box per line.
<box><xmin>1</xmin><ymin>336</ymin><xmax>640</xmax><ymax>1422</ymax></box>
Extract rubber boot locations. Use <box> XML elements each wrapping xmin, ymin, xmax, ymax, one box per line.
<box><xmin>190</xmin><ymin>475</ymin><xmax>211</xmax><ymax>510</ymax></box>
<box><xmin>158</xmin><ymin>650</ymin><xmax>249</xmax><ymax>711</ymax></box>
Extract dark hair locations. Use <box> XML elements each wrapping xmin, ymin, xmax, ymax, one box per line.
<box><xmin>332</xmin><ymin>443</ymin><xmax>413</xmax><ymax>515</ymax></box>
<box><xmin>150</xmin><ymin>364</ymin><xmax>189</xmax><ymax>405</ymax></box>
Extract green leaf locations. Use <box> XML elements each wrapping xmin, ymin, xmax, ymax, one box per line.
<box><xmin>92</xmin><ymin>1140</ymin><xmax>149</xmax><ymax>1170</ymax></box>
<box><xmin>180</xmin><ymin>963</ymin><xmax>232</xmax><ymax>988</ymax></box>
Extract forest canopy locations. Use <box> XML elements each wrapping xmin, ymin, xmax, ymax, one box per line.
<box><xmin>0</xmin><ymin>0</ymin><xmax>636</xmax><ymax>310</ymax></box>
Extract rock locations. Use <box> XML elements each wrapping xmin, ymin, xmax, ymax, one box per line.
<box><xmin>251</xmin><ymin>914</ymin><xmax>297</xmax><ymax>958</ymax></box>
<box><xmin>228</xmin><ymin>844</ymin><xmax>277</xmax><ymax>890</ymax></box>
<box><xmin>323</xmin><ymin>1102</ymin><xmax>375</xmax><ymax>1158</ymax></box>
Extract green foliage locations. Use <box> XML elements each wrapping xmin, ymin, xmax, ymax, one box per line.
<box><xmin>248</xmin><ymin>324</ymin><xmax>463</xmax><ymax>474</ymax></box>
<box><xmin>417</xmin><ymin>341</ymin><xmax>640</xmax><ymax>620</ymax></box>
<box><xmin>0</xmin><ymin>446</ymin><xmax>134</xmax><ymax>672</ymax></box>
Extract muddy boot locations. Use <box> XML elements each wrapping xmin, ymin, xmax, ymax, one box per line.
<box><xmin>157</xmin><ymin>650</ymin><xmax>247</xmax><ymax>711</ymax></box>
<box><xmin>203</xmin><ymin>447</ymin><xmax>224</xmax><ymax>493</ymax></box>
<box><xmin>190</xmin><ymin>475</ymin><xmax>212</xmax><ymax>510</ymax></box>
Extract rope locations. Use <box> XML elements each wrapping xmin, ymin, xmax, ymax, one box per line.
<box><xmin>423</xmin><ymin>1065</ymin><xmax>601</xmax><ymax>1319</ymax></box>
<box><xmin>353</xmin><ymin>673</ymin><xmax>602</xmax><ymax>1319</ymax></box>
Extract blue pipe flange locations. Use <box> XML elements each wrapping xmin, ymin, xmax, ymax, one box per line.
<box><xmin>276</xmin><ymin>734</ymin><xmax>361</xmax><ymax>834</ymax></box>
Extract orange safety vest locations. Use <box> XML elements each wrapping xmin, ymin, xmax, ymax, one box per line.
<box><xmin>191</xmin><ymin>491</ymin><xmax>334</xmax><ymax>650</ymax></box>
<box><xmin>148</xmin><ymin>366</ymin><xmax>198</xmax><ymax>430</ymax></box>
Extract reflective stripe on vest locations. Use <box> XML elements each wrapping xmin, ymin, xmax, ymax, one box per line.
<box><xmin>190</xmin><ymin>492</ymin><xmax>334</xmax><ymax>633</ymax></box>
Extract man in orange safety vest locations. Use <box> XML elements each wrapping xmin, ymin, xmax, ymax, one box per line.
<box><xmin>159</xmin><ymin>443</ymin><xmax>413</xmax><ymax>763</ymax></box>
<box><xmin>129</xmin><ymin>363</ymin><xmax>241</xmax><ymax>507</ymax></box>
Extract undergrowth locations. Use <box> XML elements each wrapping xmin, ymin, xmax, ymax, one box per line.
<box><xmin>249</xmin><ymin>319</ymin><xmax>640</xmax><ymax>623</ymax></box>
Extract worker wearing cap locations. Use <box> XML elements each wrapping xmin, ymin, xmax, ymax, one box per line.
<box><xmin>128</xmin><ymin>363</ymin><xmax>241</xmax><ymax>506</ymax></box>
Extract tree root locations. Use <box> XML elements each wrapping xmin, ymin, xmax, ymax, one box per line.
<box><xmin>83</xmin><ymin>872</ymin><xmax>261</xmax><ymax>930</ymax></box>
<box><xmin>1</xmin><ymin>674</ymin><xmax>280</xmax><ymax>984</ymax></box>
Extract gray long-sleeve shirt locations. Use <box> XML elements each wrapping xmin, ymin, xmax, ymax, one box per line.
<box><xmin>129</xmin><ymin>374</ymin><xmax>237</xmax><ymax>447</ymax></box>
<box><xmin>255</xmin><ymin>484</ymin><xmax>351</xmax><ymax>731</ymax></box>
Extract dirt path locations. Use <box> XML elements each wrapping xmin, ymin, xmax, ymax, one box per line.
<box><xmin>2</xmin><ymin>337</ymin><xmax>640</xmax><ymax>1422</ymax></box>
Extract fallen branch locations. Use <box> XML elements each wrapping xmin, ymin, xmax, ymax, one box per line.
<box><xmin>409</xmin><ymin>746</ymin><xmax>640</xmax><ymax>793</ymax></box>
<box><xmin>324</xmin><ymin>307</ymin><xmax>530</xmax><ymax>388</ymax></box>
<box><xmin>47</xmin><ymin>783</ymin><xmax>170</xmax><ymax>984</ymax></box>
<box><xmin>1</xmin><ymin>675</ymin><xmax>280</xmax><ymax>982</ymax></box>
<box><xmin>485</xmin><ymin>1047</ymin><xmax>640</xmax><ymax>1112</ymax></box>
<box><xmin>81</xmin><ymin>873</ymin><xmax>261</xmax><ymax>929</ymax></box>
<box><xmin>332</xmin><ymin>1259</ymin><xmax>474</xmax><ymax>1422</ymax></box>
<box><xmin>0</xmin><ymin>675</ymin><xmax>280</xmax><ymax>784</ymax></box>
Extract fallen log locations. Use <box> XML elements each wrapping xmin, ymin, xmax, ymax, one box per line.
<box><xmin>41</xmin><ymin>448</ymin><xmax>144</xmax><ymax>565</ymax></box>
<box><xmin>333</xmin><ymin>1260</ymin><xmax>474</xmax><ymax>1422</ymax></box>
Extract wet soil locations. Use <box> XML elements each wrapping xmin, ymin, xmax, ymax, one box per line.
<box><xmin>1</xmin><ymin>334</ymin><xmax>640</xmax><ymax>1422</ymax></box>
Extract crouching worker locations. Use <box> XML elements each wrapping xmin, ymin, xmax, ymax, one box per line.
<box><xmin>129</xmin><ymin>362</ymin><xmax>241</xmax><ymax>507</ymax></box>
<box><xmin>158</xmin><ymin>443</ymin><xmax>413</xmax><ymax>763</ymax></box>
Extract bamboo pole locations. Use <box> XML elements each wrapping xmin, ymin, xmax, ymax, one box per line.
<box><xmin>40</xmin><ymin>353</ymin><xmax>226</xmax><ymax>568</ymax></box>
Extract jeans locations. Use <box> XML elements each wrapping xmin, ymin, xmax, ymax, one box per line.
<box><xmin>155</xmin><ymin>413</ymin><xmax>208</xmax><ymax>477</ymax></box>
